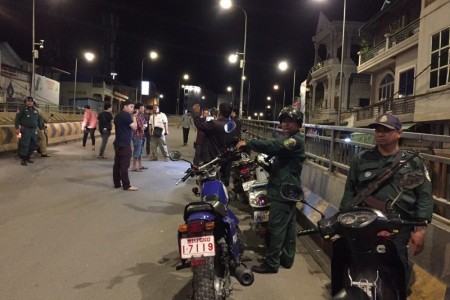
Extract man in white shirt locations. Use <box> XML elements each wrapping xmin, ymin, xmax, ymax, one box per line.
<box><xmin>149</xmin><ymin>104</ymin><xmax>169</xmax><ymax>160</ymax></box>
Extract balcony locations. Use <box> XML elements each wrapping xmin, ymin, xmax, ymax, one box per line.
<box><xmin>358</xmin><ymin>19</ymin><xmax>420</xmax><ymax>72</ymax></box>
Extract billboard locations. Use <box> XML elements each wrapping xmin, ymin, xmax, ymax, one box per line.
<box><xmin>34</xmin><ymin>74</ymin><xmax>60</xmax><ymax>105</ymax></box>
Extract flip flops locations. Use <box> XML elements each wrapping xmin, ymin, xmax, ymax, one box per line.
<box><xmin>131</xmin><ymin>169</ymin><xmax>142</xmax><ymax>172</ymax></box>
<box><xmin>139</xmin><ymin>166</ymin><xmax>148</xmax><ymax>170</ymax></box>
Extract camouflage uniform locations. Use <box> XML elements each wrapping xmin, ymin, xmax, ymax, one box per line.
<box><xmin>15</xmin><ymin>104</ymin><xmax>43</xmax><ymax>164</ymax></box>
<box><xmin>246</xmin><ymin>131</ymin><xmax>306</xmax><ymax>271</ymax></box>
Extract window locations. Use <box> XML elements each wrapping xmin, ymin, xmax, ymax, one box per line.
<box><xmin>399</xmin><ymin>68</ymin><xmax>415</xmax><ymax>97</ymax></box>
<box><xmin>430</xmin><ymin>27</ymin><xmax>450</xmax><ymax>88</ymax></box>
<box><xmin>379</xmin><ymin>74</ymin><xmax>394</xmax><ymax>100</ymax></box>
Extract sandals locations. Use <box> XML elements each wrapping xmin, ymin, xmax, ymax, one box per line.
<box><xmin>139</xmin><ymin>166</ymin><xmax>148</xmax><ymax>170</ymax></box>
<box><xmin>126</xmin><ymin>186</ymin><xmax>138</xmax><ymax>191</ymax></box>
<box><xmin>131</xmin><ymin>169</ymin><xmax>143</xmax><ymax>172</ymax></box>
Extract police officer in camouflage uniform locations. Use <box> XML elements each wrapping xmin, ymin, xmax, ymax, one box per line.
<box><xmin>15</xmin><ymin>96</ymin><xmax>43</xmax><ymax>166</ymax></box>
<box><xmin>340</xmin><ymin>113</ymin><xmax>433</xmax><ymax>288</ymax></box>
<box><xmin>236</xmin><ymin>106</ymin><xmax>306</xmax><ymax>274</ymax></box>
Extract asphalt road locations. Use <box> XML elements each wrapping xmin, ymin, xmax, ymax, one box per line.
<box><xmin>0</xmin><ymin>127</ymin><xmax>329</xmax><ymax>300</ymax></box>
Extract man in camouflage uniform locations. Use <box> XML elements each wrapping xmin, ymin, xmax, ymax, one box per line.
<box><xmin>15</xmin><ymin>96</ymin><xmax>43</xmax><ymax>166</ymax></box>
<box><xmin>236</xmin><ymin>106</ymin><xmax>306</xmax><ymax>274</ymax></box>
<box><xmin>340</xmin><ymin>113</ymin><xmax>433</xmax><ymax>289</ymax></box>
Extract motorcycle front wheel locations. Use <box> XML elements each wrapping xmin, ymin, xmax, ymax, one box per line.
<box><xmin>192</xmin><ymin>256</ymin><xmax>225</xmax><ymax>300</ymax></box>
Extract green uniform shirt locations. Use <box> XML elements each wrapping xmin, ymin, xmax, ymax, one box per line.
<box><xmin>247</xmin><ymin>131</ymin><xmax>306</xmax><ymax>211</ymax></box>
<box><xmin>15</xmin><ymin>106</ymin><xmax>42</xmax><ymax>129</ymax></box>
<box><xmin>340</xmin><ymin>147</ymin><xmax>433</xmax><ymax>222</ymax></box>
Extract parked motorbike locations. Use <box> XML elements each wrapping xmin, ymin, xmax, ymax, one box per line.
<box><xmin>280</xmin><ymin>170</ymin><xmax>427</xmax><ymax>300</ymax></box>
<box><xmin>171</xmin><ymin>149</ymin><xmax>254</xmax><ymax>300</ymax></box>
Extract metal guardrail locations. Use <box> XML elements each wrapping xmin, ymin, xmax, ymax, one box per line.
<box><xmin>242</xmin><ymin>119</ymin><xmax>450</xmax><ymax>222</ymax></box>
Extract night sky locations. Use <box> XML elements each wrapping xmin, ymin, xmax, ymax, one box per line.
<box><xmin>1</xmin><ymin>0</ymin><xmax>386</xmax><ymax>114</ymax></box>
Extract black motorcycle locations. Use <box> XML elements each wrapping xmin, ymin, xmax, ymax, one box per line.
<box><xmin>280</xmin><ymin>170</ymin><xmax>427</xmax><ymax>300</ymax></box>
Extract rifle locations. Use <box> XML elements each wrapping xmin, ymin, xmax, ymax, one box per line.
<box><xmin>344</xmin><ymin>150</ymin><xmax>420</xmax><ymax>210</ymax></box>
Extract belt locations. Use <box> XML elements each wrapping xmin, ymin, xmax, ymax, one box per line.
<box><xmin>21</xmin><ymin>126</ymin><xmax>37</xmax><ymax>129</ymax></box>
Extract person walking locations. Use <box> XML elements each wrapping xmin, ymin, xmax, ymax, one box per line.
<box><xmin>15</xmin><ymin>96</ymin><xmax>43</xmax><ymax>166</ymax></box>
<box><xmin>236</xmin><ymin>106</ymin><xmax>306</xmax><ymax>274</ymax></box>
<box><xmin>149</xmin><ymin>104</ymin><xmax>169</xmax><ymax>161</ymax></box>
<box><xmin>178</xmin><ymin>110</ymin><xmax>194</xmax><ymax>146</ymax></box>
<box><xmin>113</xmin><ymin>100</ymin><xmax>138</xmax><ymax>191</ymax></box>
<box><xmin>338</xmin><ymin>113</ymin><xmax>433</xmax><ymax>295</ymax></box>
<box><xmin>97</xmin><ymin>102</ymin><xmax>113</xmax><ymax>158</ymax></box>
<box><xmin>131</xmin><ymin>103</ymin><xmax>147</xmax><ymax>171</ymax></box>
<box><xmin>81</xmin><ymin>105</ymin><xmax>98</xmax><ymax>150</ymax></box>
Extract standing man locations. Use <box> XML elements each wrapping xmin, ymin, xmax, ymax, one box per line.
<box><xmin>178</xmin><ymin>110</ymin><xmax>194</xmax><ymax>146</ymax></box>
<box><xmin>33</xmin><ymin>100</ymin><xmax>51</xmax><ymax>158</ymax></box>
<box><xmin>144</xmin><ymin>105</ymin><xmax>152</xmax><ymax>158</ymax></box>
<box><xmin>339</xmin><ymin>113</ymin><xmax>433</xmax><ymax>295</ymax></box>
<box><xmin>236</xmin><ymin>106</ymin><xmax>305</xmax><ymax>274</ymax></box>
<box><xmin>149</xmin><ymin>104</ymin><xmax>169</xmax><ymax>161</ymax></box>
<box><xmin>97</xmin><ymin>102</ymin><xmax>113</xmax><ymax>158</ymax></box>
<box><xmin>113</xmin><ymin>100</ymin><xmax>138</xmax><ymax>191</ymax></box>
<box><xmin>15</xmin><ymin>96</ymin><xmax>43</xmax><ymax>166</ymax></box>
<box><xmin>81</xmin><ymin>105</ymin><xmax>98</xmax><ymax>150</ymax></box>
<box><xmin>192</xmin><ymin>103</ymin><xmax>235</xmax><ymax>182</ymax></box>
<box><xmin>131</xmin><ymin>103</ymin><xmax>147</xmax><ymax>171</ymax></box>
<box><xmin>193</xmin><ymin>108</ymin><xmax>210</xmax><ymax>167</ymax></box>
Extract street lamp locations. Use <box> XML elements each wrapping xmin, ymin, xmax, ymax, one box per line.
<box><xmin>140</xmin><ymin>50</ymin><xmax>159</xmax><ymax>101</ymax></box>
<box><xmin>73</xmin><ymin>52</ymin><xmax>95</xmax><ymax>112</ymax></box>
<box><xmin>220</xmin><ymin>0</ymin><xmax>248</xmax><ymax>119</ymax></box>
<box><xmin>314</xmin><ymin>0</ymin><xmax>346</xmax><ymax>125</ymax></box>
<box><xmin>278</xmin><ymin>60</ymin><xmax>297</xmax><ymax>105</ymax></box>
<box><xmin>226</xmin><ymin>86</ymin><xmax>235</xmax><ymax>106</ymax></box>
<box><xmin>177</xmin><ymin>73</ymin><xmax>189</xmax><ymax>115</ymax></box>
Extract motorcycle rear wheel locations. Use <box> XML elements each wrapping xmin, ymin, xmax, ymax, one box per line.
<box><xmin>192</xmin><ymin>257</ymin><xmax>225</xmax><ymax>300</ymax></box>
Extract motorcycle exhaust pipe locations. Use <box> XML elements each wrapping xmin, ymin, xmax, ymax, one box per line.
<box><xmin>234</xmin><ymin>265</ymin><xmax>254</xmax><ymax>286</ymax></box>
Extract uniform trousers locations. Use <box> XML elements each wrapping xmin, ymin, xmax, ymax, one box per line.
<box><xmin>18</xmin><ymin>127</ymin><xmax>39</xmax><ymax>160</ymax></box>
<box><xmin>265</xmin><ymin>202</ymin><xmax>297</xmax><ymax>270</ymax></box>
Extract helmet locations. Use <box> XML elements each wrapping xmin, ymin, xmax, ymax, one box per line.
<box><xmin>278</xmin><ymin>106</ymin><xmax>303</xmax><ymax>126</ymax></box>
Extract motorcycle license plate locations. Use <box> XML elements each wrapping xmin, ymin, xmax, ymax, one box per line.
<box><xmin>253</xmin><ymin>210</ymin><xmax>270</xmax><ymax>223</ymax></box>
<box><xmin>242</xmin><ymin>180</ymin><xmax>255</xmax><ymax>191</ymax></box>
<box><xmin>180</xmin><ymin>236</ymin><xmax>215</xmax><ymax>259</ymax></box>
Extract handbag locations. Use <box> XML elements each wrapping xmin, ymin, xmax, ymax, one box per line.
<box><xmin>153</xmin><ymin>126</ymin><xmax>163</xmax><ymax>137</ymax></box>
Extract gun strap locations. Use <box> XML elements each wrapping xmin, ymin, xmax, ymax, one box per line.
<box><xmin>346</xmin><ymin>150</ymin><xmax>417</xmax><ymax>208</ymax></box>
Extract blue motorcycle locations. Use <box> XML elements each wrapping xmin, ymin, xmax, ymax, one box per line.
<box><xmin>171</xmin><ymin>149</ymin><xmax>254</xmax><ymax>300</ymax></box>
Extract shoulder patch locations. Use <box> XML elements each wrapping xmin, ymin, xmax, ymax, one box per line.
<box><xmin>283</xmin><ymin>138</ymin><xmax>296</xmax><ymax>150</ymax></box>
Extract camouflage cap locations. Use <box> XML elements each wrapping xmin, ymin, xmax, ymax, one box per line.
<box><xmin>368</xmin><ymin>114</ymin><xmax>402</xmax><ymax>130</ymax></box>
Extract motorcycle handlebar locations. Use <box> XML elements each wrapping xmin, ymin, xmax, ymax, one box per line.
<box><xmin>297</xmin><ymin>228</ymin><xmax>319</xmax><ymax>236</ymax></box>
<box><xmin>399</xmin><ymin>220</ymin><xmax>428</xmax><ymax>227</ymax></box>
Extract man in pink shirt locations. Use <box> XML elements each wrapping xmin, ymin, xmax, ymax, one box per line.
<box><xmin>81</xmin><ymin>105</ymin><xmax>98</xmax><ymax>150</ymax></box>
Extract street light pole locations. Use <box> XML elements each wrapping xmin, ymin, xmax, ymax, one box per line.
<box><xmin>292</xmin><ymin>69</ymin><xmax>296</xmax><ymax>104</ymax></box>
<box><xmin>337</xmin><ymin>0</ymin><xmax>347</xmax><ymax>126</ymax></box>
<box><xmin>140</xmin><ymin>57</ymin><xmax>145</xmax><ymax>102</ymax></box>
<box><xmin>221</xmin><ymin>0</ymin><xmax>247</xmax><ymax>119</ymax></box>
<box><xmin>31</xmin><ymin>0</ymin><xmax>35</xmax><ymax>98</ymax></box>
<box><xmin>239</xmin><ymin>7</ymin><xmax>247</xmax><ymax>119</ymax></box>
<box><xmin>73</xmin><ymin>58</ymin><xmax>78</xmax><ymax>112</ymax></box>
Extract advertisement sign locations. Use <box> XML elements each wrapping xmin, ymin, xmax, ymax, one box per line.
<box><xmin>34</xmin><ymin>74</ymin><xmax>60</xmax><ymax>105</ymax></box>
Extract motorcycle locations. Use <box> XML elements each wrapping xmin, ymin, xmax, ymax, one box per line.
<box><xmin>280</xmin><ymin>170</ymin><xmax>427</xmax><ymax>300</ymax></box>
<box><xmin>240</xmin><ymin>153</ymin><xmax>271</xmax><ymax>241</ymax></box>
<box><xmin>170</xmin><ymin>149</ymin><xmax>254</xmax><ymax>300</ymax></box>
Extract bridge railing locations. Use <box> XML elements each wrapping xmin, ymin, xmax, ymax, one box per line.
<box><xmin>242</xmin><ymin>119</ymin><xmax>450</xmax><ymax>222</ymax></box>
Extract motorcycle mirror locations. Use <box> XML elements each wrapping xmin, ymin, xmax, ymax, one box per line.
<box><xmin>399</xmin><ymin>170</ymin><xmax>425</xmax><ymax>191</ymax></box>
<box><xmin>224</xmin><ymin>119</ymin><xmax>236</xmax><ymax>133</ymax></box>
<box><xmin>169</xmin><ymin>151</ymin><xmax>182</xmax><ymax>161</ymax></box>
<box><xmin>280</xmin><ymin>184</ymin><xmax>305</xmax><ymax>202</ymax></box>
